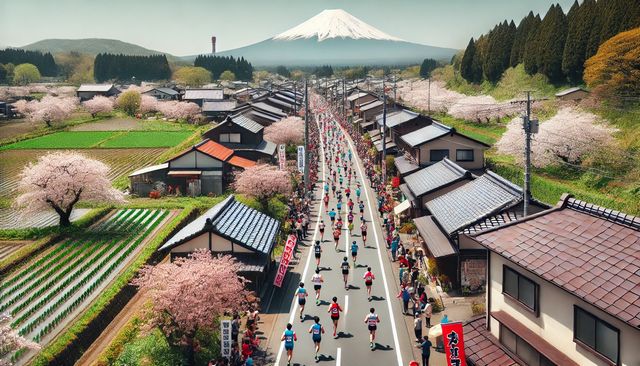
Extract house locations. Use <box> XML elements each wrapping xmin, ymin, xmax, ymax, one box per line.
<box><xmin>376</xmin><ymin>109</ymin><xmax>432</xmax><ymax>143</ymax></box>
<box><xmin>128</xmin><ymin>139</ymin><xmax>256</xmax><ymax>196</ymax></box>
<box><xmin>233</xmin><ymin>103</ymin><xmax>286</xmax><ymax>126</ymax></box>
<box><xmin>142</xmin><ymin>87</ymin><xmax>180</xmax><ymax>100</ymax></box>
<box><xmin>201</xmin><ymin>100</ymin><xmax>237</xmax><ymax>121</ymax></box>
<box><xmin>203</xmin><ymin>113</ymin><xmax>276</xmax><ymax>162</ymax></box>
<box><xmin>265</xmin><ymin>96</ymin><xmax>296</xmax><ymax>114</ymax></box>
<box><xmin>359</xmin><ymin>99</ymin><xmax>384</xmax><ymax>122</ymax></box>
<box><xmin>0</xmin><ymin>101</ymin><xmax>15</xmax><ymax>119</ymax></box>
<box><xmin>347</xmin><ymin>91</ymin><xmax>376</xmax><ymax>111</ymax></box>
<box><xmin>183</xmin><ymin>88</ymin><xmax>224</xmax><ymax>107</ymax></box>
<box><xmin>398</xmin><ymin>121</ymin><xmax>490</xmax><ymax>170</ymax></box>
<box><xmin>367</xmin><ymin>129</ymin><xmax>397</xmax><ymax>158</ymax></box>
<box><xmin>393</xmin><ymin>155</ymin><xmax>420</xmax><ymax>178</ymax></box>
<box><xmin>555</xmin><ymin>87</ymin><xmax>589</xmax><ymax>102</ymax></box>
<box><xmin>76</xmin><ymin>84</ymin><xmax>120</xmax><ymax>101</ymax></box>
<box><xmin>413</xmin><ymin>171</ymin><xmax>547</xmax><ymax>290</ymax></box>
<box><xmin>462</xmin><ymin>195</ymin><xmax>640</xmax><ymax>366</ymax></box>
<box><xmin>400</xmin><ymin>158</ymin><xmax>473</xmax><ymax>216</ymax></box>
<box><xmin>158</xmin><ymin>195</ymin><xmax>279</xmax><ymax>292</ymax></box>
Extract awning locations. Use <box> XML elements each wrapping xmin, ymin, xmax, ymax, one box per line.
<box><xmin>413</xmin><ymin>216</ymin><xmax>456</xmax><ymax>258</ymax></box>
<box><xmin>168</xmin><ymin>170</ymin><xmax>202</xmax><ymax>176</ymax></box>
<box><xmin>128</xmin><ymin>163</ymin><xmax>169</xmax><ymax>177</ymax></box>
<box><xmin>394</xmin><ymin>200</ymin><xmax>411</xmax><ymax>215</ymax></box>
<box><xmin>353</xmin><ymin>118</ymin><xmax>363</xmax><ymax>125</ymax></box>
<box><xmin>399</xmin><ymin>183</ymin><xmax>416</xmax><ymax>202</ymax></box>
<box><xmin>360</xmin><ymin>121</ymin><xmax>375</xmax><ymax>129</ymax></box>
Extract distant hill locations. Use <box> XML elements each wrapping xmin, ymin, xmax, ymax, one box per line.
<box><xmin>19</xmin><ymin>38</ymin><xmax>181</xmax><ymax>62</ymax></box>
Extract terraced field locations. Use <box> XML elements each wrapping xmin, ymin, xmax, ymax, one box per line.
<box><xmin>0</xmin><ymin>208</ymin><xmax>171</xmax><ymax>363</ymax></box>
<box><xmin>0</xmin><ymin>241</ymin><xmax>32</xmax><ymax>261</ymax></box>
<box><xmin>0</xmin><ymin>208</ymin><xmax>90</xmax><ymax>229</ymax></box>
<box><xmin>0</xmin><ymin>148</ymin><xmax>167</xmax><ymax>197</ymax></box>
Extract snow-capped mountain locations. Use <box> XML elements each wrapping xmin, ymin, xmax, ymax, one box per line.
<box><xmin>273</xmin><ymin>9</ymin><xmax>403</xmax><ymax>42</ymax></box>
<box><xmin>184</xmin><ymin>9</ymin><xmax>457</xmax><ymax>66</ymax></box>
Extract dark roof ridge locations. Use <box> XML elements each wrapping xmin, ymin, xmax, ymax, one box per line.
<box><xmin>564</xmin><ymin>196</ymin><xmax>640</xmax><ymax>230</ymax></box>
<box><xmin>430</xmin><ymin>120</ymin><xmax>453</xmax><ymax>133</ymax></box>
<box><xmin>209</xmin><ymin>195</ymin><xmax>236</xmax><ymax>227</ymax></box>
<box><xmin>441</xmin><ymin>157</ymin><xmax>469</xmax><ymax>177</ymax></box>
<box><xmin>484</xmin><ymin>170</ymin><xmax>523</xmax><ymax>196</ymax></box>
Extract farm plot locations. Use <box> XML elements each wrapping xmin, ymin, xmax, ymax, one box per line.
<box><xmin>0</xmin><ymin>208</ymin><xmax>90</xmax><ymax>229</ymax></box>
<box><xmin>0</xmin><ymin>240</ymin><xmax>32</xmax><ymax>261</ymax></box>
<box><xmin>0</xmin><ymin>208</ymin><xmax>171</xmax><ymax>362</ymax></box>
<box><xmin>0</xmin><ymin>131</ymin><xmax>194</xmax><ymax>150</ymax></box>
<box><xmin>0</xmin><ymin>148</ymin><xmax>167</xmax><ymax>197</ymax></box>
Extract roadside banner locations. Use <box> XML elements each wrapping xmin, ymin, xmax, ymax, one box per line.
<box><xmin>220</xmin><ymin>320</ymin><xmax>232</xmax><ymax>358</ymax></box>
<box><xmin>297</xmin><ymin>145</ymin><xmax>305</xmax><ymax>173</ymax></box>
<box><xmin>274</xmin><ymin>235</ymin><xmax>297</xmax><ymax>287</ymax></box>
<box><xmin>278</xmin><ymin>144</ymin><xmax>286</xmax><ymax>170</ymax></box>
<box><xmin>441</xmin><ymin>322</ymin><xmax>467</xmax><ymax>366</ymax></box>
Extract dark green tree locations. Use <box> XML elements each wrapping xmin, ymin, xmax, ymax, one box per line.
<box><xmin>562</xmin><ymin>0</ymin><xmax>594</xmax><ymax>84</ymax></box>
<box><xmin>523</xmin><ymin>14</ymin><xmax>542</xmax><ymax>75</ymax></box>
<box><xmin>276</xmin><ymin>65</ymin><xmax>290</xmax><ymax>78</ymax></box>
<box><xmin>460</xmin><ymin>38</ymin><xmax>477</xmax><ymax>82</ymax></box>
<box><xmin>0</xmin><ymin>64</ymin><xmax>7</xmax><ymax>83</ymax></box>
<box><xmin>419</xmin><ymin>58</ymin><xmax>437</xmax><ymax>78</ymax></box>
<box><xmin>534</xmin><ymin>4</ymin><xmax>567</xmax><ymax>82</ymax></box>
<box><xmin>0</xmin><ymin>49</ymin><xmax>57</xmax><ymax>76</ymax></box>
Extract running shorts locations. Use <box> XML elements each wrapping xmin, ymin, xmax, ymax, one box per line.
<box><xmin>365</xmin><ymin>280</ymin><xmax>373</xmax><ymax>286</ymax></box>
<box><xmin>315</xmin><ymin>253</ymin><xmax>321</xmax><ymax>259</ymax></box>
<box><xmin>285</xmin><ymin>344</ymin><xmax>294</xmax><ymax>351</ymax></box>
<box><xmin>368</xmin><ymin>325</ymin><xmax>377</xmax><ymax>332</ymax></box>
<box><xmin>298</xmin><ymin>298</ymin><xmax>306</xmax><ymax>306</ymax></box>
<box><xmin>351</xmin><ymin>251</ymin><xmax>357</xmax><ymax>257</ymax></box>
<box><xmin>313</xmin><ymin>335</ymin><xmax>322</xmax><ymax>343</ymax></box>
<box><xmin>314</xmin><ymin>285</ymin><xmax>322</xmax><ymax>291</ymax></box>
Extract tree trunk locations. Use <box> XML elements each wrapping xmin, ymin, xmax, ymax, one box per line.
<box><xmin>59</xmin><ymin>211</ymin><xmax>72</xmax><ymax>227</ymax></box>
<box><xmin>183</xmin><ymin>338</ymin><xmax>196</xmax><ymax>366</ymax></box>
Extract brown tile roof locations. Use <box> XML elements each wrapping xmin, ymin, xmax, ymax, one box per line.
<box><xmin>196</xmin><ymin>140</ymin><xmax>234</xmax><ymax>161</ymax></box>
<box><xmin>463</xmin><ymin>316</ymin><xmax>520</xmax><ymax>366</ymax></box>
<box><xmin>472</xmin><ymin>195</ymin><xmax>640</xmax><ymax>329</ymax></box>
<box><xmin>413</xmin><ymin>215</ymin><xmax>456</xmax><ymax>258</ymax></box>
<box><xmin>228</xmin><ymin>156</ymin><xmax>256</xmax><ymax>169</ymax></box>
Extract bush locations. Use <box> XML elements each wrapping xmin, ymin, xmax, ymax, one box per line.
<box><xmin>398</xmin><ymin>222</ymin><xmax>416</xmax><ymax>234</ymax></box>
<box><xmin>432</xmin><ymin>298</ymin><xmax>444</xmax><ymax>313</ymax></box>
<box><xmin>116</xmin><ymin>90</ymin><xmax>141</xmax><ymax>116</ymax></box>
<box><xmin>115</xmin><ymin>328</ymin><xmax>183</xmax><ymax>366</ymax></box>
<box><xmin>471</xmin><ymin>301</ymin><xmax>486</xmax><ymax>316</ymax></box>
<box><xmin>427</xmin><ymin>257</ymin><xmax>438</xmax><ymax>277</ymax></box>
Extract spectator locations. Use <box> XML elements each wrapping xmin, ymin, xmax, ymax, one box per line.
<box><xmin>418</xmin><ymin>336</ymin><xmax>432</xmax><ymax>366</ymax></box>
<box><xmin>414</xmin><ymin>313</ymin><xmax>423</xmax><ymax>343</ymax></box>
<box><xmin>424</xmin><ymin>301</ymin><xmax>433</xmax><ymax>328</ymax></box>
<box><xmin>397</xmin><ymin>284</ymin><xmax>411</xmax><ymax>315</ymax></box>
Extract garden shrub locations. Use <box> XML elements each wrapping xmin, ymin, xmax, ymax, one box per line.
<box><xmin>398</xmin><ymin>222</ymin><xmax>416</xmax><ymax>234</ymax></box>
<box><xmin>115</xmin><ymin>328</ymin><xmax>184</xmax><ymax>366</ymax></box>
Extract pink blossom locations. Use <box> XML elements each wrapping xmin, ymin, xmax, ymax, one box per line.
<box><xmin>132</xmin><ymin>250</ymin><xmax>251</xmax><ymax>339</ymax></box>
<box><xmin>233</xmin><ymin>164</ymin><xmax>292</xmax><ymax>201</ymax></box>
<box><xmin>82</xmin><ymin>95</ymin><xmax>114</xmax><ymax>117</ymax></box>
<box><xmin>26</xmin><ymin>95</ymin><xmax>78</xmax><ymax>127</ymax></box>
<box><xmin>140</xmin><ymin>94</ymin><xmax>159</xmax><ymax>114</ymax></box>
<box><xmin>11</xmin><ymin>100</ymin><xmax>29</xmax><ymax>115</ymax></box>
<box><xmin>263</xmin><ymin>116</ymin><xmax>305</xmax><ymax>145</ymax></box>
<box><xmin>157</xmin><ymin>101</ymin><xmax>201</xmax><ymax>121</ymax></box>
<box><xmin>1</xmin><ymin>313</ymin><xmax>40</xmax><ymax>366</ymax></box>
<box><xmin>14</xmin><ymin>152</ymin><xmax>124</xmax><ymax>226</ymax></box>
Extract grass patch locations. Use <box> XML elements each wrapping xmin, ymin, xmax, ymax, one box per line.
<box><xmin>0</xmin><ymin>131</ymin><xmax>194</xmax><ymax>150</ymax></box>
<box><xmin>0</xmin><ymin>131</ymin><xmax>115</xmax><ymax>150</ymax></box>
<box><xmin>0</xmin><ymin>114</ymin><xmax>109</xmax><ymax>147</ymax></box>
<box><xmin>100</xmin><ymin>131</ymin><xmax>193</xmax><ymax>148</ymax></box>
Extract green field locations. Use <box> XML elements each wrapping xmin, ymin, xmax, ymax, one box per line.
<box><xmin>0</xmin><ymin>131</ymin><xmax>195</xmax><ymax>150</ymax></box>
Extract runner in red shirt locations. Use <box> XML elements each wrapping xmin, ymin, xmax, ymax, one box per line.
<box><xmin>327</xmin><ymin>296</ymin><xmax>343</xmax><ymax>338</ymax></box>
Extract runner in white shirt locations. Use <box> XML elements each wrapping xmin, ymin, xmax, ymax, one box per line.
<box><xmin>364</xmin><ymin>308</ymin><xmax>381</xmax><ymax>350</ymax></box>
<box><xmin>363</xmin><ymin>266</ymin><xmax>376</xmax><ymax>301</ymax></box>
<box><xmin>311</xmin><ymin>268</ymin><xmax>324</xmax><ymax>305</ymax></box>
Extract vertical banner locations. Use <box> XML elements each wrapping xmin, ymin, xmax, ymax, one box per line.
<box><xmin>273</xmin><ymin>235</ymin><xmax>298</xmax><ymax>287</ymax></box>
<box><xmin>297</xmin><ymin>145</ymin><xmax>305</xmax><ymax>173</ymax></box>
<box><xmin>220</xmin><ymin>320</ymin><xmax>232</xmax><ymax>358</ymax></box>
<box><xmin>278</xmin><ymin>144</ymin><xmax>286</xmax><ymax>170</ymax></box>
<box><xmin>442</xmin><ymin>322</ymin><xmax>467</xmax><ymax>366</ymax></box>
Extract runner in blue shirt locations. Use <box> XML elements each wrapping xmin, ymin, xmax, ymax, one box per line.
<box><xmin>295</xmin><ymin>282</ymin><xmax>308</xmax><ymax>321</ymax></box>
<box><xmin>351</xmin><ymin>241</ymin><xmax>359</xmax><ymax>264</ymax></box>
<box><xmin>308</xmin><ymin>316</ymin><xmax>325</xmax><ymax>361</ymax></box>
<box><xmin>281</xmin><ymin>323</ymin><xmax>297</xmax><ymax>366</ymax></box>
<box><xmin>328</xmin><ymin>209</ymin><xmax>337</xmax><ymax>226</ymax></box>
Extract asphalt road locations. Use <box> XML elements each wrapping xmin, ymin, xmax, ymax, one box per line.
<box><xmin>266</xmin><ymin>115</ymin><xmax>415</xmax><ymax>366</ymax></box>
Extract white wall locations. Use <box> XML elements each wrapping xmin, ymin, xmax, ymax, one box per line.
<box><xmin>169</xmin><ymin>151</ymin><xmax>223</xmax><ymax>169</ymax></box>
<box><xmin>171</xmin><ymin>233</ymin><xmax>253</xmax><ymax>255</ymax></box>
<box><xmin>488</xmin><ymin>252</ymin><xmax>640</xmax><ymax>366</ymax></box>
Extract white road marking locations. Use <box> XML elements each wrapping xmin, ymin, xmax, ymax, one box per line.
<box><xmin>342</xmin><ymin>117</ymin><xmax>404</xmax><ymax>366</ymax></box>
<box><xmin>344</xmin><ymin>211</ymin><xmax>350</xmax><ymax>254</ymax></box>
<box><xmin>344</xmin><ymin>295</ymin><xmax>349</xmax><ymax>317</ymax></box>
<box><xmin>274</xmin><ymin>115</ymin><xmax>327</xmax><ymax>366</ymax></box>
<box><xmin>337</xmin><ymin>347</ymin><xmax>342</xmax><ymax>366</ymax></box>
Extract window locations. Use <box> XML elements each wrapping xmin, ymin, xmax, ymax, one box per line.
<box><xmin>429</xmin><ymin>149</ymin><xmax>449</xmax><ymax>161</ymax></box>
<box><xmin>502</xmin><ymin>266</ymin><xmax>538</xmax><ymax>313</ymax></box>
<box><xmin>500</xmin><ymin>324</ymin><xmax>556</xmax><ymax>366</ymax></box>
<box><xmin>219</xmin><ymin>133</ymin><xmax>241</xmax><ymax>143</ymax></box>
<box><xmin>456</xmin><ymin>149</ymin><xmax>474</xmax><ymax>162</ymax></box>
<box><xmin>574</xmin><ymin>306</ymin><xmax>619</xmax><ymax>364</ymax></box>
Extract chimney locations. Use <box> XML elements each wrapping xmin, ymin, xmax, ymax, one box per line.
<box><xmin>211</xmin><ymin>36</ymin><xmax>216</xmax><ymax>54</ymax></box>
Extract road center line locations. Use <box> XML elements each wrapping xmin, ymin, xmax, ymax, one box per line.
<box><xmin>337</xmin><ymin>347</ymin><xmax>342</xmax><ymax>366</ymax></box>
<box><xmin>344</xmin><ymin>294</ymin><xmax>349</xmax><ymax>317</ymax></box>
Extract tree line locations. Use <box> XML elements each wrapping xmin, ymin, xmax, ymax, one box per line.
<box><xmin>0</xmin><ymin>49</ymin><xmax>57</xmax><ymax>76</ymax></box>
<box><xmin>193</xmin><ymin>55</ymin><xmax>253</xmax><ymax>81</ymax></box>
<box><xmin>93</xmin><ymin>53</ymin><xmax>171</xmax><ymax>82</ymax></box>
<box><xmin>459</xmin><ymin>0</ymin><xmax>640</xmax><ymax>84</ymax></box>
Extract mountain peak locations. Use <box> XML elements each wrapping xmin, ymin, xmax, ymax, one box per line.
<box><xmin>273</xmin><ymin>9</ymin><xmax>404</xmax><ymax>42</ymax></box>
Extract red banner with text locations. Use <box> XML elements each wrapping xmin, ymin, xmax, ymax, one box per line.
<box><xmin>442</xmin><ymin>322</ymin><xmax>467</xmax><ymax>366</ymax></box>
<box><xmin>273</xmin><ymin>235</ymin><xmax>297</xmax><ymax>287</ymax></box>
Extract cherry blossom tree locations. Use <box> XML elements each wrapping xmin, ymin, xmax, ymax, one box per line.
<box><xmin>11</xmin><ymin>99</ymin><xmax>28</xmax><ymax>115</ymax></box>
<box><xmin>132</xmin><ymin>250</ymin><xmax>251</xmax><ymax>365</ymax></box>
<box><xmin>82</xmin><ymin>95</ymin><xmax>114</xmax><ymax>117</ymax></box>
<box><xmin>496</xmin><ymin>107</ymin><xmax>616</xmax><ymax>168</ymax></box>
<box><xmin>233</xmin><ymin>164</ymin><xmax>292</xmax><ymax>205</ymax></box>
<box><xmin>140</xmin><ymin>94</ymin><xmax>159</xmax><ymax>114</ymax></box>
<box><xmin>25</xmin><ymin>96</ymin><xmax>78</xmax><ymax>127</ymax></box>
<box><xmin>263</xmin><ymin>116</ymin><xmax>305</xmax><ymax>145</ymax></box>
<box><xmin>1</xmin><ymin>313</ymin><xmax>40</xmax><ymax>366</ymax></box>
<box><xmin>14</xmin><ymin>152</ymin><xmax>124</xmax><ymax>227</ymax></box>
<box><xmin>157</xmin><ymin>101</ymin><xmax>201</xmax><ymax>121</ymax></box>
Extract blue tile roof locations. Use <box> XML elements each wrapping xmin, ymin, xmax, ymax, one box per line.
<box><xmin>400</xmin><ymin>121</ymin><xmax>452</xmax><ymax>147</ymax></box>
<box><xmin>230</xmin><ymin>113</ymin><xmax>264</xmax><ymax>133</ymax></box>
<box><xmin>376</xmin><ymin>109</ymin><xmax>421</xmax><ymax>128</ymax></box>
<box><xmin>404</xmin><ymin>158</ymin><xmax>470</xmax><ymax>197</ymax></box>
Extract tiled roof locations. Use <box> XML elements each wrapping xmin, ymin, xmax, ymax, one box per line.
<box><xmin>360</xmin><ymin>100</ymin><xmax>383</xmax><ymax>111</ymax></box>
<box><xmin>184</xmin><ymin>88</ymin><xmax>223</xmax><ymax>100</ymax></box>
<box><xmin>426</xmin><ymin>171</ymin><xmax>523</xmax><ymax>235</ymax></box>
<box><xmin>267</xmin><ymin>97</ymin><xmax>294</xmax><ymax>109</ymax></box>
<box><xmin>347</xmin><ymin>92</ymin><xmax>369</xmax><ymax>102</ymax></box>
<box><xmin>393</xmin><ymin>156</ymin><xmax>420</xmax><ymax>176</ymax></box>
<box><xmin>128</xmin><ymin>163</ymin><xmax>169</xmax><ymax>177</ymax></box>
<box><xmin>77</xmin><ymin>84</ymin><xmax>114</xmax><ymax>92</ymax></box>
<box><xmin>230</xmin><ymin>114</ymin><xmax>264</xmax><ymax>133</ymax></box>
<box><xmin>195</xmin><ymin>140</ymin><xmax>234</xmax><ymax>161</ymax></box>
<box><xmin>473</xmin><ymin>196</ymin><xmax>640</xmax><ymax>328</ymax></box>
<box><xmin>464</xmin><ymin>316</ymin><xmax>520</xmax><ymax>366</ymax></box>
<box><xmin>399</xmin><ymin>184</ymin><xmax>416</xmax><ymax>202</ymax></box>
<box><xmin>414</xmin><ymin>216</ymin><xmax>456</xmax><ymax>258</ymax></box>
<box><xmin>152</xmin><ymin>87</ymin><xmax>179</xmax><ymax>96</ymax></box>
<box><xmin>249</xmin><ymin>110</ymin><xmax>281</xmax><ymax>123</ymax></box>
<box><xmin>228</xmin><ymin>156</ymin><xmax>256</xmax><ymax>169</ymax></box>
<box><xmin>404</xmin><ymin>158</ymin><xmax>470</xmax><ymax>197</ymax></box>
<box><xmin>400</xmin><ymin>121</ymin><xmax>452</xmax><ymax>147</ymax></box>
<box><xmin>376</xmin><ymin>109</ymin><xmax>421</xmax><ymax>128</ymax></box>
<box><xmin>202</xmin><ymin>100</ymin><xmax>237</xmax><ymax>112</ymax></box>
<box><xmin>251</xmin><ymin>102</ymin><xmax>287</xmax><ymax>116</ymax></box>
<box><xmin>160</xmin><ymin>195</ymin><xmax>279</xmax><ymax>254</ymax></box>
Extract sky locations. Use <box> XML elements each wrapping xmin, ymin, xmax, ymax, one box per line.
<box><xmin>0</xmin><ymin>0</ymin><xmax>576</xmax><ymax>56</ymax></box>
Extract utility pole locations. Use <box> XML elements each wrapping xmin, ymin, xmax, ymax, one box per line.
<box><xmin>342</xmin><ymin>78</ymin><xmax>346</xmax><ymax>121</ymax></box>
<box><xmin>382</xmin><ymin>79</ymin><xmax>387</xmax><ymax>185</ymax></box>
<box><xmin>523</xmin><ymin>91</ymin><xmax>532</xmax><ymax>217</ymax></box>
<box><xmin>427</xmin><ymin>77</ymin><xmax>431</xmax><ymax>115</ymax></box>
<box><xmin>304</xmin><ymin>79</ymin><xmax>310</xmax><ymax>196</ymax></box>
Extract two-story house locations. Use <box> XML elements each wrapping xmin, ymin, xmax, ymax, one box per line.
<box><xmin>462</xmin><ymin>194</ymin><xmax>640</xmax><ymax>366</ymax></box>
<box><xmin>202</xmin><ymin>113</ymin><xmax>276</xmax><ymax>162</ymax></box>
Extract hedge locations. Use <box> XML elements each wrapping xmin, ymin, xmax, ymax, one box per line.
<box><xmin>30</xmin><ymin>206</ymin><xmax>198</xmax><ymax>366</ymax></box>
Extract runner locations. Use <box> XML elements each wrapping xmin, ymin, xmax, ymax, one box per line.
<box><xmin>311</xmin><ymin>269</ymin><xmax>324</xmax><ymax>305</ymax></box>
<box><xmin>333</xmin><ymin>227</ymin><xmax>341</xmax><ymax>251</ymax></box>
<box><xmin>308</xmin><ymin>316</ymin><xmax>325</xmax><ymax>361</ymax></box>
<box><xmin>319</xmin><ymin>220</ymin><xmax>325</xmax><ymax>241</ymax></box>
<box><xmin>363</xmin><ymin>266</ymin><xmax>376</xmax><ymax>301</ymax></box>
<box><xmin>336</xmin><ymin>201</ymin><xmax>342</xmax><ymax>213</ymax></box>
<box><xmin>323</xmin><ymin>194</ymin><xmax>329</xmax><ymax>211</ymax></box>
<box><xmin>341</xmin><ymin>256</ymin><xmax>350</xmax><ymax>289</ymax></box>
<box><xmin>364</xmin><ymin>308</ymin><xmax>380</xmax><ymax>350</ymax></box>
<box><xmin>314</xmin><ymin>240</ymin><xmax>322</xmax><ymax>267</ymax></box>
<box><xmin>356</xmin><ymin>186</ymin><xmax>361</xmax><ymax>199</ymax></box>
<box><xmin>359</xmin><ymin>200</ymin><xmax>365</xmax><ymax>215</ymax></box>
<box><xmin>327</xmin><ymin>297</ymin><xmax>343</xmax><ymax>338</ymax></box>
<box><xmin>328</xmin><ymin>208</ymin><xmax>337</xmax><ymax>226</ymax></box>
<box><xmin>281</xmin><ymin>323</ymin><xmax>297</xmax><ymax>366</ymax></box>
<box><xmin>360</xmin><ymin>221</ymin><xmax>368</xmax><ymax>244</ymax></box>
<box><xmin>295</xmin><ymin>282</ymin><xmax>308</xmax><ymax>321</ymax></box>
<box><xmin>336</xmin><ymin>216</ymin><xmax>343</xmax><ymax>231</ymax></box>
<box><xmin>351</xmin><ymin>241</ymin><xmax>359</xmax><ymax>264</ymax></box>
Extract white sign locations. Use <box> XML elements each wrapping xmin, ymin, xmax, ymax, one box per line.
<box><xmin>220</xmin><ymin>320</ymin><xmax>232</xmax><ymax>357</ymax></box>
<box><xmin>297</xmin><ymin>145</ymin><xmax>305</xmax><ymax>173</ymax></box>
<box><xmin>278</xmin><ymin>144</ymin><xmax>286</xmax><ymax>170</ymax></box>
